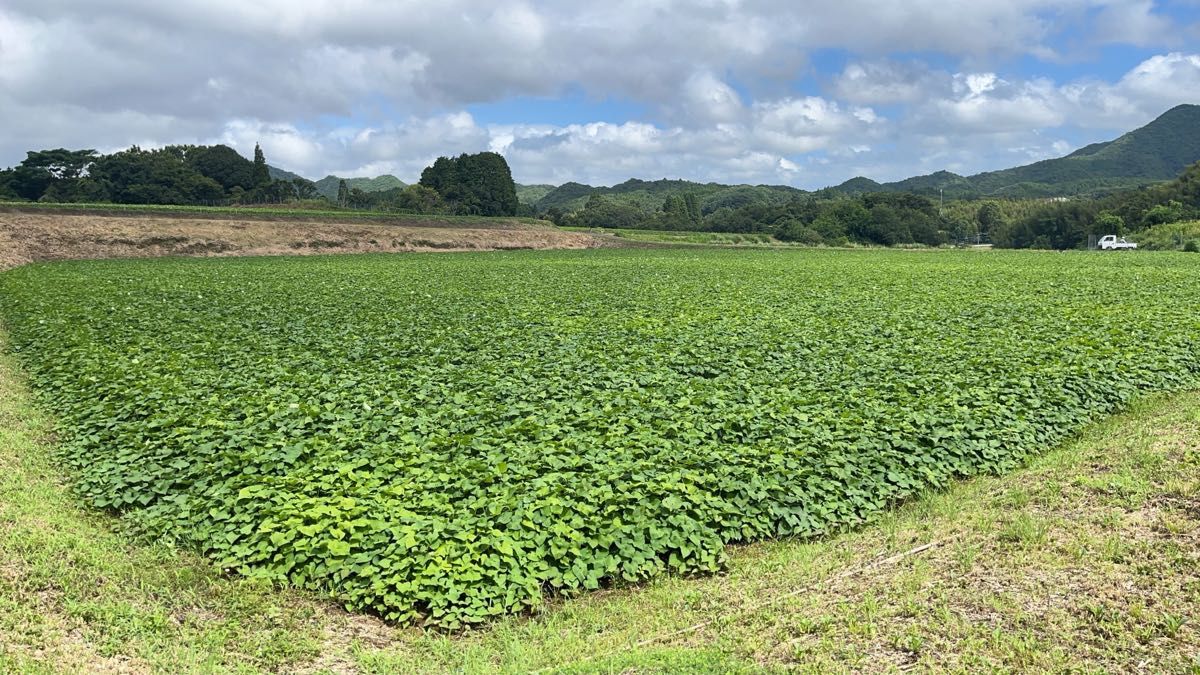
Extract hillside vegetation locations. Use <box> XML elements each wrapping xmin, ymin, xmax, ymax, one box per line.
<box><xmin>994</xmin><ymin>160</ymin><xmax>1200</xmax><ymax>249</ymax></box>
<box><xmin>312</xmin><ymin>175</ymin><xmax>405</xmax><ymax>201</ymax></box>
<box><xmin>833</xmin><ymin>104</ymin><xmax>1200</xmax><ymax>198</ymax></box>
<box><xmin>532</xmin><ymin>178</ymin><xmax>801</xmax><ymax>214</ymax></box>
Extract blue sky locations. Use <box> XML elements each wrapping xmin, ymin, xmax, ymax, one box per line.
<box><xmin>1</xmin><ymin>1</ymin><xmax>1198</xmax><ymax>189</ymax></box>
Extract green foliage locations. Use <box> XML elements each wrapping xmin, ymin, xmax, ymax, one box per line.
<box><xmin>292</xmin><ymin>178</ymin><xmax>319</xmax><ymax>200</ymax></box>
<box><xmin>1142</xmin><ymin>200</ymin><xmax>1185</xmax><ymax>226</ymax></box>
<box><xmin>515</xmin><ymin>184</ymin><xmax>557</xmax><ymax>206</ymax></box>
<box><xmin>187</xmin><ymin>145</ymin><xmax>258</xmax><ymax>192</ymax></box>
<box><xmin>2</xmin><ymin>250</ymin><xmax>1199</xmax><ymax>628</ymax></box>
<box><xmin>382</xmin><ymin>184</ymin><xmax>446</xmax><ymax>213</ymax></box>
<box><xmin>571</xmin><ymin>194</ymin><xmax>645</xmax><ymax>228</ymax></box>
<box><xmin>994</xmin><ymin>203</ymin><xmax>1096</xmax><ymax>250</ymax></box>
<box><xmin>4</xmin><ymin>144</ymin><xmax>322</xmax><ymax>207</ymax></box>
<box><xmin>532</xmin><ymin>179</ymin><xmax>801</xmax><ymax>215</ymax></box>
<box><xmin>998</xmin><ymin>162</ymin><xmax>1200</xmax><ymax>248</ymax></box>
<box><xmin>1134</xmin><ymin>220</ymin><xmax>1200</xmax><ymax>251</ymax></box>
<box><xmin>976</xmin><ymin>202</ymin><xmax>1005</xmax><ymax>235</ymax></box>
<box><xmin>656</xmin><ymin>193</ymin><xmax>702</xmax><ymax>230</ymax></box>
<box><xmin>775</xmin><ymin>219</ymin><xmax>824</xmax><ymax>245</ymax></box>
<box><xmin>0</xmin><ymin>169</ymin><xmax>17</xmax><ymax>200</ymax></box>
<box><xmin>559</xmin><ymin>190</ymin><xmax>949</xmax><ymax>247</ymax></box>
<box><xmin>419</xmin><ymin>152</ymin><xmax>518</xmax><ymax>216</ymax></box>
<box><xmin>252</xmin><ymin>143</ymin><xmax>271</xmax><ymax>189</ymax></box>
<box><xmin>336</xmin><ymin>179</ymin><xmax>349</xmax><ymax>208</ymax></box>
<box><xmin>1185</xmin><ymin>239</ymin><xmax>1199</xmax><ymax>253</ymax></box>
<box><xmin>313</xmin><ymin>175</ymin><xmax>406</xmax><ymax>202</ymax></box>
<box><xmin>1095</xmin><ymin>211</ymin><xmax>1125</xmax><ymax>234</ymax></box>
<box><xmin>88</xmin><ymin>147</ymin><xmax>224</xmax><ymax>205</ymax></box>
<box><xmin>9</xmin><ymin>148</ymin><xmax>100</xmax><ymax>201</ymax></box>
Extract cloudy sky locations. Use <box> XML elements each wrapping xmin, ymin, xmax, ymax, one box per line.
<box><xmin>1</xmin><ymin>1</ymin><xmax>1198</xmax><ymax>189</ymax></box>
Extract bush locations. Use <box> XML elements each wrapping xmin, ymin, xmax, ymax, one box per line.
<box><xmin>775</xmin><ymin>219</ymin><xmax>825</xmax><ymax>245</ymax></box>
<box><xmin>1184</xmin><ymin>239</ymin><xmax>1199</xmax><ymax>253</ymax></box>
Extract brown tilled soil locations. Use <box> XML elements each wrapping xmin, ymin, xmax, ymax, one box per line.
<box><xmin>0</xmin><ymin>212</ymin><xmax>611</xmax><ymax>271</ymax></box>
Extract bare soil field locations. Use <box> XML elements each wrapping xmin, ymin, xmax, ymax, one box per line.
<box><xmin>0</xmin><ymin>211</ymin><xmax>608</xmax><ymax>271</ymax></box>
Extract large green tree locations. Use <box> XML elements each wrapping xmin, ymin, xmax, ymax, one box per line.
<box><xmin>9</xmin><ymin>149</ymin><xmax>98</xmax><ymax>201</ymax></box>
<box><xmin>89</xmin><ymin>147</ymin><xmax>223</xmax><ymax>205</ymax></box>
<box><xmin>0</xmin><ymin>169</ymin><xmax>17</xmax><ymax>200</ymax></box>
<box><xmin>976</xmin><ymin>202</ymin><xmax>1004</xmax><ymax>237</ymax></box>
<box><xmin>418</xmin><ymin>152</ymin><xmax>518</xmax><ymax>216</ymax></box>
<box><xmin>336</xmin><ymin>179</ymin><xmax>350</xmax><ymax>207</ymax></box>
<box><xmin>188</xmin><ymin>145</ymin><xmax>257</xmax><ymax>192</ymax></box>
<box><xmin>252</xmin><ymin>143</ymin><xmax>271</xmax><ymax>188</ymax></box>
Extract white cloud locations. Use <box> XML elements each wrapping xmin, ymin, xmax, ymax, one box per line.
<box><xmin>1092</xmin><ymin>0</ymin><xmax>1176</xmax><ymax>46</ymax></box>
<box><xmin>679</xmin><ymin>72</ymin><xmax>745</xmax><ymax>124</ymax></box>
<box><xmin>0</xmin><ymin>2</ymin><xmax>1196</xmax><ymax>189</ymax></box>
<box><xmin>832</xmin><ymin>61</ymin><xmax>946</xmax><ymax>104</ymax></box>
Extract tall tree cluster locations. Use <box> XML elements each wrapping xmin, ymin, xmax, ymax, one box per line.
<box><xmin>418</xmin><ymin>152</ymin><xmax>518</xmax><ymax>216</ymax></box>
<box><xmin>0</xmin><ymin>144</ymin><xmax>316</xmax><ymax>206</ymax></box>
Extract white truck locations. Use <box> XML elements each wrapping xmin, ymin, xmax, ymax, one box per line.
<box><xmin>1098</xmin><ymin>235</ymin><xmax>1137</xmax><ymax>250</ymax></box>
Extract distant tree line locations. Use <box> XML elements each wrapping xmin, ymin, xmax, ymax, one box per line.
<box><xmin>548</xmin><ymin>190</ymin><xmax>956</xmax><ymax>247</ymax></box>
<box><xmin>539</xmin><ymin>161</ymin><xmax>1200</xmax><ymax>249</ymax></box>
<box><xmin>0</xmin><ymin>146</ymin><xmax>519</xmax><ymax>217</ymax></box>
<box><xmin>991</xmin><ymin>161</ymin><xmax>1200</xmax><ymax>249</ymax></box>
<box><xmin>0</xmin><ymin>145</ymin><xmax>319</xmax><ymax>205</ymax></box>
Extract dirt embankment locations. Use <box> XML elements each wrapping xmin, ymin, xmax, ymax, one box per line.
<box><xmin>0</xmin><ymin>212</ymin><xmax>613</xmax><ymax>271</ymax></box>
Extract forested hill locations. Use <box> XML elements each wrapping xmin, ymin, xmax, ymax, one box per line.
<box><xmin>832</xmin><ymin>104</ymin><xmax>1200</xmax><ymax>198</ymax></box>
<box><xmin>312</xmin><ymin>175</ymin><xmax>405</xmax><ymax>201</ymax></box>
<box><xmin>266</xmin><ymin>166</ymin><xmax>406</xmax><ymax>201</ymax></box>
<box><xmin>528</xmin><ymin>178</ymin><xmax>805</xmax><ymax>213</ymax></box>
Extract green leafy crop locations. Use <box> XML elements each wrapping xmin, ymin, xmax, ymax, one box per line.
<box><xmin>1</xmin><ymin>249</ymin><xmax>1197</xmax><ymax>627</ymax></box>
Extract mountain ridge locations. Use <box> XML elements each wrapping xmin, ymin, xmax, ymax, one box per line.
<box><xmin>830</xmin><ymin>103</ymin><xmax>1200</xmax><ymax>198</ymax></box>
<box><xmin>266</xmin><ymin>166</ymin><xmax>406</xmax><ymax>200</ymax></box>
<box><xmin>268</xmin><ymin>104</ymin><xmax>1200</xmax><ymax>209</ymax></box>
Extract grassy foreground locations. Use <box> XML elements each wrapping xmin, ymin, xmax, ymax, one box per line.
<box><xmin>1</xmin><ymin>326</ymin><xmax>1197</xmax><ymax>672</ymax></box>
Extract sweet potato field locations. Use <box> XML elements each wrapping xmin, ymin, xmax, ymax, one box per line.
<box><xmin>1</xmin><ymin>249</ymin><xmax>1198</xmax><ymax>627</ymax></box>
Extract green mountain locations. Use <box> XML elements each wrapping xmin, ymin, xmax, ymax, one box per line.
<box><xmin>267</xmin><ymin>165</ymin><xmax>307</xmax><ymax>183</ymax></box>
<box><xmin>832</xmin><ymin>176</ymin><xmax>882</xmax><ymax>193</ymax></box>
<box><xmin>832</xmin><ymin>104</ymin><xmax>1200</xmax><ymax>198</ymax></box>
<box><xmin>265</xmin><ymin>167</ymin><xmax>407</xmax><ymax>200</ymax></box>
<box><xmin>312</xmin><ymin>175</ymin><xmax>406</xmax><ymax>201</ymax></box>
<box><xmin>532</xmin><ymin>178</ymin><xmax>804</xmax><ymax>214</ymax></box>
<box><xmin>515</xmin><ymin>183</ymin><xmax>557</xmax><ymax>206</ymax></box>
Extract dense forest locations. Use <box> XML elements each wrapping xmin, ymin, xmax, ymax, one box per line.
<box><xmin>0</xmin><ymin>147</ymin><xmax>518</xmax><ymax>217</ymax></box>
<box><xmin>552</xmin><ymin>190</ymin><xmax>955</xmax><ymax>246</ymax></box>
<box><xmin>0</xmin><ymin>145</ymin><xmax>314</xmax><ymax>205</ymax></box>
<box><xmin>539</xmin><ymin>160</ymin><xmax>1199</xmax><ymax>249</ymax></box>
<box><xmin>991</xmin><ymin>161</ymin><xmax>1200</xmax><ymax>249</ymax></box>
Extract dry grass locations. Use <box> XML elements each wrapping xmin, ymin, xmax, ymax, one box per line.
<box><xmin>0</xmin><ymin>212</ymin><xmax>608</xmax><ymax>271</ymax></box>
